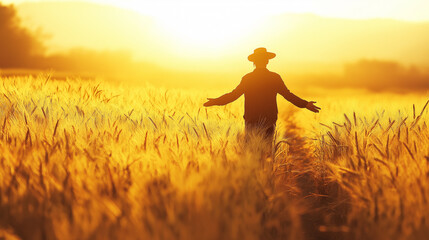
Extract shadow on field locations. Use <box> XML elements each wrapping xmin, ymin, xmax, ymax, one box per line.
<box><xmin>281</xmin><ymin>121</ymin><xmax>350</xmax><ymax>240</ymax></box>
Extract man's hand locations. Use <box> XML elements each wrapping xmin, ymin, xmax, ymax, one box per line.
<box><xmin>306</xmin><ymin>101</ymin><xmax>321</xmax><ymax>113</ymax></box>
<box><xmin>203</xmin><ymin>98</ymin><xmax>217</xmax><ymax>107</ymax></box>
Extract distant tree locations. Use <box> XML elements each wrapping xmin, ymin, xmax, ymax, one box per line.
<box><xmin>0</xmin><ymin>3</ymin><xmax>44</xmax><ymax>68</ymax></box>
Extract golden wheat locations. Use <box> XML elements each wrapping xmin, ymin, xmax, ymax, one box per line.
<box><xmin>0</xmin><ymin>76</ymin><xmax>428</xmax><ymax>240</ymax></box>
<box><xmin>0</xmin><ymin>76</ymin><xmax>304</xmax><ymax>240</ymax></box>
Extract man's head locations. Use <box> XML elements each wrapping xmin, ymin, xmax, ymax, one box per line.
<box><xmin>253</xmin><ymin>58</ymin><xmax>269</xmax><ymax>68</ymax></box>
<box><xmin>248</xmin><ymin>47</ymin><xmax>276</xmax><ymax>68</ymax></box>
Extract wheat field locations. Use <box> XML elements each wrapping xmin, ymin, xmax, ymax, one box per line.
<box><xmin>0</xmin><ymin>76</ymin><xmax>428</xmax><ymax>240</ymax></box>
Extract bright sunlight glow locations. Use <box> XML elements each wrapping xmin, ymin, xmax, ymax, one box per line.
<box><xmin>103</xmin><ymin>1</ymin><xmax>272</xmax><ymax>56</ymax></box>
<box><xmin>154</xmin><ymin>9</ymin><xmax>258</xmax><ymax>49</ymax></box>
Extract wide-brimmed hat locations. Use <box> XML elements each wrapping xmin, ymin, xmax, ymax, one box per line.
<box><xmin>248</xmin><ymin>47</ymin><xmax>276</xmax><ymax>62</ymax></box>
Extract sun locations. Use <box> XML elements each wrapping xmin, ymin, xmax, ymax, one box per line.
<box><xmin>122</xmin><ymin>2</ymin><xmax>270</xmax><ymax>56</ymax></box>
<box><xmin>154</xmin><ymin>8</ymin><xmax>258</xmax><ymax>48</ymax></box>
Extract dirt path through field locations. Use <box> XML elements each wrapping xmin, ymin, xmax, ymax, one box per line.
<box><xmin>282</xmin><ymin>122</ymin><xmax>348</xmax><ymax>240</ymax></box>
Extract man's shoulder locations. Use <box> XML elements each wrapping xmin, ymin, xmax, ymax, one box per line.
<box><xmin>268</xmin><ymin>70</ymin><xmax>282</xmax><ymax>79</ymax></box>
<box><xmin>242</xmin><ymin>72</ymin><xmax>253</xmax><ymax>79</ymax></box>
<box><xmin>243</xmin><ymin>69</ymin><xmax>281</xmax><ymax>79</ymax></box>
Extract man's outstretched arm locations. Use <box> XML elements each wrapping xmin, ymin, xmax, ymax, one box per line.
<box><xmin>278</xmin><ymin>77</ymin><xmax>321</xmax><ymax>113</ymax></box>
<box><xmin>204</xmin><ymin>80</ymin><xmax>244</xmax><ymax>107</ymax></box>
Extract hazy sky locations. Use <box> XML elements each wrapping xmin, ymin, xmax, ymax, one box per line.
<box><xmin>4</xmin><ymin>0</ymin><xmax>429</xmax><ymax>73</ymax></box>
<box><xmin>4</xmin><ymin>0</ymin><xmax>429</xmax><ymax>22</ymax></box>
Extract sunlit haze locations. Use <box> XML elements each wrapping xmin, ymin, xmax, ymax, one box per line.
<box><xmin>6</xmin><ymin>0</ymin><xmax>429</xmax><ymax>21</ymax></box>
<box><xmin>2</xmin><ymin>0</ymin><xmax>429</xmax><ymax>85</ymax></box>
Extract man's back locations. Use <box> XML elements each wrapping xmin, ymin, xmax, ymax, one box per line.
<box><xmin>242</xmin><ymin>68</ymin><xmax>283</xmax><ymax>124</ymax></box>
<box><xmin>204</xmin><ymin>67</ymin><xmax>308</xmax><ymax>125</ymax></box>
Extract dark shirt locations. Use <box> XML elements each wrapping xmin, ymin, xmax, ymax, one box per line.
<box><xmin>214</xmin><ymin>68</ymin><xmax>308</xmax><ymax>125</ymax></box>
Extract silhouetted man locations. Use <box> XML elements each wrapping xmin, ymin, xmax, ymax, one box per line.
<box><xmin>204</xmin><ymin>47</ymin><xmax>320</xmax><ymax>141</ymax></box>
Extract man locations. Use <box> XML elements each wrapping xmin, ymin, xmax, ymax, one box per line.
<box><xmin>203</xmin><ymin>47</ymin><xmax>320</xmax><ymax>141</ymax></box>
